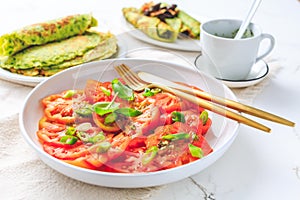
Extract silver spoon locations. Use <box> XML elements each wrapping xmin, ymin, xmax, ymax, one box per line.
<box><xmin>234</xmin><ymin>0</ymin><xmax>262</xmax><ymax>39</ymax></box>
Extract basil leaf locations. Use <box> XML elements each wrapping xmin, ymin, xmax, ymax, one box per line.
<box><xmin>188</xmin><ymin>144</ymin><xmax>204</xmax><ymax>158</ymax></box>
<box><xmin>112</xmin><ymin>79</ymin><xmax>134</xmax><ymax>100</ymax></box>
<box><xmin>200</xmin><ymin>110</ymin><xmax>208</xmax><ymax>125</ymax></box>
<box><xmin>162</xmin><ymin>132</ymin><xmax>190</xmax><ymax>141</ymax></box>
<box><xmin>93</xmin><ymin>102</ymin><xmax>120</xmax><ymax>116</ymax></box>
<box><xmin>104</xmin><ymin>112</ymin><xmax>117</xmax><ymax>124</ymax></box>
<box><xmin>115</xmin><ymin>107</ymin><xmax>142</xmax><ymax>117</ymax></box>
<box><xmin>171</xmin><ymin>111</ymin><xmax>186</xmax><ymax>123</ymax></box>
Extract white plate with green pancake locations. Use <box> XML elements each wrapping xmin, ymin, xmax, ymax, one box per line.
<box><xmin>0</xmin><ymin>38</ymin><xmax>126</xmax><ymax>87</ymax></box>
<box><xmin>0</xmin><ymin>14</ymin><xmax>127</xmax><ymax>87</ymax></box>
<box><xmin>0</xmin><ymin>44</ymin><xmax>125</xmax><ymax>87</ymax></box>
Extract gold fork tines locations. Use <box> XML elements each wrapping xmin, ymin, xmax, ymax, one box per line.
<box><xmin>114</xmin><ymin>64</ymin><xmax>273</xmax><ymax>133</ymax></box>
<box><xmin>114</xmin><ymin>64</ymin><xmax>147</xmax><ymax>91</ymax></box>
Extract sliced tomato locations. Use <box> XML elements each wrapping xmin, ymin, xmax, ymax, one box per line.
<box><xmin>145</xmin><ymin>122</ymin><xmax>192</xmax><ymax>148</ymax></box>
<box><xmin>191</xmin><ymin>134</ymin><xmax>213</xmax><ymax>156</ymax></box>
<box><xmin>42</xmin><ymin>94</ymin><xmax>74</xmax><ymax>124</ymax></box>
<box><xmin>43</xmin><ymin>142</ymin><xmax>89</xmax><ymax>160</ymax></box>
<box><xmin>131</xmin><ymin>105</ymin><xmax>161</xmax><ymax>135</ymax></box>
<box><xmin>159</xmin><ymin>112</ymin><xmax>173</xmax><ymax>125</ymax></box>
<box><xmin>37</xmin><ymin>129</ymin><xmax>82</xmax><ymax>147</ymax></box>
<box><xmin>84</xmin><ymin>154</ymin><xmax>108</xmax><ymax>169</ymax></box>
<box><xmin>202</xmin><ymin>118</ymin><xmax>212</xmax><ymax>135</ymax></box>
<box><xmin>176</xmin><ymin>110</ymin><xmax>212</xmax><ymax>136</ymax></box>
<box><xmin>38</xmin><ymin>116</ymin><xmax>66</xmax><ymax>132</ymax></box>
<box><xmin>84</xmin><ymin>80</ymin><xmax>113</xmax><ymax>104</ymax></box>
<box><xmin>37</xmin><ymin>79</ymin><xmax>214</xmax><ymax>173</ymax></box>
<box><xmin>151</xmin><ymin>93</ymin><xmax>183</xmax><ymax>113</ymax></box>
<box><xmin>126</xmin><ymin>136</ymin><xmax>147</xmax><ymax>152</ymax></box>
<box><xmin>37</xmin><ymin>129</ymin><xmax>61</xmax><ymax>143</ymax></box>
<box><xmin>182</xmin><ymin>110</ymin><xmax>203</xmax><ymax>135</ymax></box>
<box><xmin>64</xmin><ymin>157</ymin><xmax>95</xmax><ymax>169</ymax></box>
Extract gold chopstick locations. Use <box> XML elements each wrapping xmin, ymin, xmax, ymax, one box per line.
<box><xmin>149</xmin><ymin>83</ymin><xmax>271</xmax><ymax>133</ymax></box>
<box><xmin>178</xmin><ymin>86</ymin><xmax>295</xmax><ymax>127</ymax></box>
<box><xmin>138</xmin><ymin>72</ymin><xmax>295</xmax><ymax>128</ymax></box>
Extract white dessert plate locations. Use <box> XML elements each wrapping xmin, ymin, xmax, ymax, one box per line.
<box><xmin>20</xmin><ymin>58</ymin><xmax>239</xmax><ymax>188</ymax></box>
<box><xmin>194</xmin><ymin>54</ymin><xmax>269</xmax><ymax>88</ymax></box>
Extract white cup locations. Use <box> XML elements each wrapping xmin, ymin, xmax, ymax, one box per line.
<box><xmin>200</xmin><ymin>19</ymin><xmax>275</xmax><ymax>80</ymax></box>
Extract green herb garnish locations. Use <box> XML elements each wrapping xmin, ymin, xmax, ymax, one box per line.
<box><xmin>60</xmin><ymin>135</ymin><xmax>78</xmax><ymax>145</ymax></box>
<box><xmin>63</xmin><ymin>90</ymin><xmax>76</xmax><ymax>98</ymax></box>
<box><xmin>142</xmin><ymin>146</ymin><xmax>158</xmax><ymax>165</ymax></box>
<box><xmin>112</xmin><ymin>78</ymin><xmax>134</xmax><ymax>100</ymax></box>
<box><xmin>115</xmin><ymin>107</ymin><xmax>142</xmax><ymax>117</ymax></box>
<box><xmin>188</xmin><ymin>144</ymin><xmax>204</xmax><ymax>158</ymax></box>
<box><xmin>93</xmin><ymin>102</ymin><xmax>120</xmax><ymax>116</ymax></box>
<box><xmin>199</xmin><ymin>110</ymin><xmax>208</xmax><ymax>125</ymax></box>
<box><xmin>162</xmin><ymin>132</ymin><xmax>190</xmax><ymax>141</ymax></box>
<box><xmin>171</xmin><ymin>111</ymin><xmax>186</xmax><ymax>123</ymax></box>
<box><xmin>143</xmin><ymin>88</ymin><xmax>161</xmax><ymax>97</ymax></box>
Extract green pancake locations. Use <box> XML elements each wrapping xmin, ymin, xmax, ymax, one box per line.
<box><xmin>0</xmin><ymin>14</ymin><xmax>98</xmax><ymax>56</ymax></box>
<box><xmin>0</xmin><ymin>31</ymin><xmax>117</xmax><ymax>76</ymax></box>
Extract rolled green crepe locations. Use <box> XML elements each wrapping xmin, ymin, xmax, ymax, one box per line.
<box><xmin>177</xmin><ymin>10</ymin><xmax>200</xmax><ymax>39</ymax></box>
<box><xmin>122</xmin><ymin>8</ymin><xmax>178</xmax><ymax>43</ymax></box>
<box><xmin>122</xmin><ymin>3</ymin><xmax>201</xmax><ymax>42</ymax></box>
<box><xmin>1</xmin><ymin>31</ymin><xmax>117</xmax><ymax>76</ymax></box>
<box><xmin>0</xmin><ymin>14</ymin><xmax>98</xmax><ymax>56</ymax></box>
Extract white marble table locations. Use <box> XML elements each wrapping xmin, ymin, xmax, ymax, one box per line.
<box><xmin>1</xmin><ymin>0</ymin><xmax>300</xmax><ymax>199</ymax></box>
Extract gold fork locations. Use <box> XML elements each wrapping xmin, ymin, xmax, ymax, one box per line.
<box><xmin>114</xmin><ymin>64</ymin><xmax>272</xmax><ymax>132</ymax></box>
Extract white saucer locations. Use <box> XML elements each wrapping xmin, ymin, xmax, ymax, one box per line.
<box><xmin>194</xmin><ymin>54</ymin><xmax>269</xmax><ymax>88</ymax></box>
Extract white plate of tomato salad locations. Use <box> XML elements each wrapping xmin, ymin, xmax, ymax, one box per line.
<box><xmin>20</xmin><ymin>58</ymin><xmax>239</xmax><ymax>188</ymax></box>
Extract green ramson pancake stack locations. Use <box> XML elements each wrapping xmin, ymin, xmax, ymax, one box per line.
<box><xmin>0</xmin><ymin>14</ymin><xmax>117</xmax><ymax>76</ymax></box>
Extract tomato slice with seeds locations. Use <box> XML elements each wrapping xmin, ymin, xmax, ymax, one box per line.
<box><xmin>43</xmin><ymin>142</ymin><xmax>88</xmax><ymax>160</ymax></box>
<box><xmin>42</xmin><ymin>94</ymin><xmax>74</xmax><ymax>124</ymax></box>
<box><xmin>131</xmin><ymin>105</ymin><xmax>161</xmax><ymax>135</ymax></box>
<box><xmin>151</xmin><ymin>93</ymin><xmax>183</xmax><ymax>113</ymax></box>
<box><xmin>84</xmin><ymin>80</ymin><xmax>113</xmax><ymax>104</ymax></box>
<box><xmin>38</xmin><ymin>116</ymin><xmax>66</xmax><ymax>132</ymax></box>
